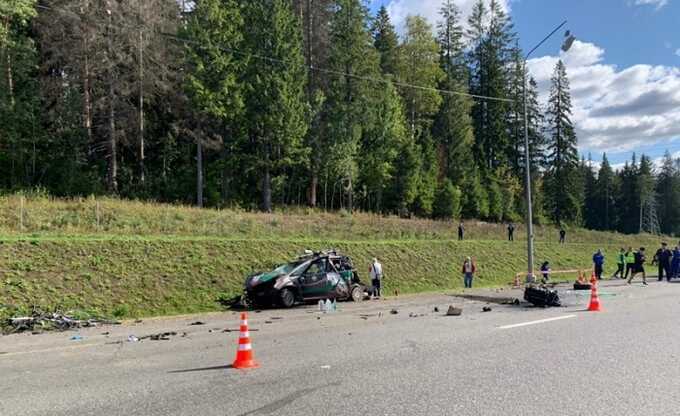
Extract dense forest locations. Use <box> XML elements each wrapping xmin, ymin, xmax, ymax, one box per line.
<box><xmin>1</xmin><ymin>0</ymin><xmax>678</xmax><ymax>235</ymax></box>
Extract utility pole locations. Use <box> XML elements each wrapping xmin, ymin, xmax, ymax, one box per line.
<box><xmin>522</xmin><ymin>21</ymin><xmax>574</xmax><ymax>283</ymax></box>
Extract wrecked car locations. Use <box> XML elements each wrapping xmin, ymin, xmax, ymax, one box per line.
<box><xmin>243</xmin><ymin>250</ymin><xmax>365</xmax><ymax>308</ymax></box>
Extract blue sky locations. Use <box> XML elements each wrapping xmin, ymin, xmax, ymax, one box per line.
<box><xmin>368</xmin><ymin>0</ymin><xmax>680</xmax><ymax>169</ymax></box>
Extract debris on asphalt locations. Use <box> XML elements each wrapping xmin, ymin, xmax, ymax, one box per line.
<box><xmin>390</xmin><ymin>309</ymin><xmax>399</xmax><ymax>315</ymax></box>
<box><xmin>408</xmin><ymin>312</ymin><xmax>425</xmax><ymax>318</ymax></box>
<box><xmin>134</xmin><ymin>319</ymin><xmax>143</xmax><ymax>324</ymax></box>
<box><xmin>70</xmin><ymin>335</ymin><xmax>83</xmax><ymax>341</ymax></box>
<box><xmin>320</xmin><ymin>365</ymin><xmax>331</xmax><ymax>369</ymax></box>
<box><xmin>127</xmin><ymin>335</ymin><xmax>139</xmax><ymax>342</ymax></box>
<box><xmin>3</xmin><ymin>310</ymin><xmax>121</xmax><ymax>334</ymax></box>
<box><xmin>101</xmin><ymin>331</ymin><xmax>110</xmax><ymax>336</ymax></box>
<box><xmin>139</xmin><ymin>331</ymin><xmax>177</xmax><ymax>341</ymax></box>
<box><xmin>270</xmin><ymin>317</ymin><xmax>283</xmax><ymax>320</ymax></box>
<box><xmin>446</xmin><ymin>306</ymin><xmax>463</xmax><ymax>316</ymax></box>
<box><xmin>264</xmin><ymin>320</ymin><xmax>273</xmax><ymax>324</ymax></box>
<box><xmin>189</xmin><ymin>321</ymin><xmax>206</xmax><ymax>326</ymax></box>
<box><xmin>482</xmin><ymin>306</ymin><xmax>492</xmax><ymax>312</ymax></box>
<box><xmin>433</xmin><ymin>307</ymin><xmax>439</xmax><ymax>313</ymax></box>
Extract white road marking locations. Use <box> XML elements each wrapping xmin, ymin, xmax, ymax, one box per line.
<box><xmin>498</xmin><ymin>314</ymin><xmax>577</xmax><ymax>330</ymax></box>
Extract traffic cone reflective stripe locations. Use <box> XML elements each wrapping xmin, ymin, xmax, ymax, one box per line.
<box><xmin>232</xmin><ymin>312</ymin><xmax>259</xmax><ymax>369</ymax></box>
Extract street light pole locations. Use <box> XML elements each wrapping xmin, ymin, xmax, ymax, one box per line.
<box><xmin>523</xmin><ymin>20</ymin><xmax>572</xmax><ymax>283</ymax></box>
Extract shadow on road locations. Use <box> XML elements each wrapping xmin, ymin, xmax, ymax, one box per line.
<box><xmin>168</xmin><ymin>364</ymin><xmax>233</xmax><ymax>374</ymax></box>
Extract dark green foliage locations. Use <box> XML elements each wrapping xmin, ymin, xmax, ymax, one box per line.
<box><xmin>433</xmin><ymin>179</ymin><xmax>462</xmax><ymax>219</ymax></box>
<box><xmin>2</xmin><ymin>0</ymin><xmax>677</xmax><ymax>237</ymax></box>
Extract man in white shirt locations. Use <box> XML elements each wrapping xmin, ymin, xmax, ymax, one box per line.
<box><xmin>369</xmin><ymin>258</ymin><xmax>383</xmax><ymax>298</ymax></box>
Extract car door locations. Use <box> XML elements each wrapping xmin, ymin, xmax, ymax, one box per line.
<box><xmin>299</xmin><ymin>259</ymin><xmax>331</xmax><ymax>299</ymax></box>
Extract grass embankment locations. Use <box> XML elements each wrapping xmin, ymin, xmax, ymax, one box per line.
<box><xmin>0</xmin><ymin>194</ymin><xmax>666</xmax><ymax>320</ymax></box>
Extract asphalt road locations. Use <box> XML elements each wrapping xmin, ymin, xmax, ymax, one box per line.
<box><xmin>2</xmin><ymin>280</ymin><xmax>680</xmax><ymax>416</ymax></box>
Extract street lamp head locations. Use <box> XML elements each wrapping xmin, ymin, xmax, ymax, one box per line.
<box><xmin>561</xmin><ymin>32</ymin><xmax>576</xmax><ymax>52</ymax></box>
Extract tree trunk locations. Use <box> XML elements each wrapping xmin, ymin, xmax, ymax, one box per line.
<box><xmin>106</xmin><ymin>11</ymin><xmax>118</xmax><ymax>193</ymax></box>
<box><xmin>220</xmin><ymin>144</ymin><xmax>228</xmax><ymax>204</ymax></box>
<box><xmin>196</xmin><ymin>140</ymin><xmax>203</xmax><ymax>207</ymax></box>
<box><xmin>138</xmin><ymin>29</ymin><xmax>145</xmax><ymax>186</ymax></box>
<box><xmin>5</xmin><ymin>32</ymin><xmax>16</xmax><ymax>187</ymax></box>
<box><xmin>348</xmin><ymin>176</ymin><xmax>353</xmax><ymax>213</ymax></box>
<box><xmin>262</xmin><ymin>145</ymin><xmax>272</xmax><ymax>212</ymax></box>
<box><xmin>82</xmin><ymin>1</ymin><xmax>92</xmax><ymax>144</ymax></box>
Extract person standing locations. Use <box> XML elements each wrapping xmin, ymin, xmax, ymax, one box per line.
<box><xmin>627</xmin><ymin>247</ymin><xmax>648</xmax><ymax>286</ymax></box>
<box><xmin>592</xmin><ymin>249</ymin><xmax>605</xmax><ymax>280</ymax></box>
<box><xmin>458</xmin><ymin>223</ymin><xmax>465</xmax><ymax>241</ymax></box>
<box><xmin>369</xmin><ymin>258</ymin><xmax>383</xmax><ymax>298</ymax></box>
<box><xmin>507</xmin><ymin>223</ymin><xmax>515</xmax><ymax>242</ymax></box>
<box><xmin>652</xmin><ymin>242</ymin><xmax>672</xmax><ymax>281</ymax></box>
<box><xmin>672</xmin><ymin>244</ymin><xmax>680</xmax><ymax>280</ymax></box>
<box><xmin>559</xmin><ymin>228</ymin><xmax>566</xmax><ymax>244</ymax></box>
<box><xmin>624</xmin><ymin>247</ymin><xmax>636</xmax><ymax>280</ymax></box>
<box><xmin>461</xmin><ymin>256</ymin><xmax>476</xmax><ymax>288</ymax></box>
<box><xmin>540</xmin><ymin>261</ymin><xmax>551</xmax><ymax>283</ymax></box>
<box><xmin>612</xmin><ymin>248</ymin><xmax>625</xmax><ymax>279</ymax></box>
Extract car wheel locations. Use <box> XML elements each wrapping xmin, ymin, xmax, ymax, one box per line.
<box><xmin>279</xmin><ymin>288</ymin><xmax>296</xmax><ymax>308</ymax></box>
<box><xmin>351</xmin><ymin>286</ymin><xmax>363</xmax><ymax>302</ymax></box>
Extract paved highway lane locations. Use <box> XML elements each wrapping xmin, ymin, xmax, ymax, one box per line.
<box><xmin>2</xmin><ymin>281</ymin><xmax>680</xmax><ymax>416</ymax></box>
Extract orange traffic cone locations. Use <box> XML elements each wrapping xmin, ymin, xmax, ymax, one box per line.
<box><xmin>232</xmin><ymin>312</ymin><xmax>259</xmax><ymax>369</ymax></box>
<box><xmin>587</xmin><ymin>280</ymin><xmax>602</xmax><ymax>312</ymax></box>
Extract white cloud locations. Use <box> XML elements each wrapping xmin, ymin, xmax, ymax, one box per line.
<box><xmin>676</xmin><ymin>48</ymin><xmax>680</xmax><ymax>57</ymax></box>
<box><xmin>633</xmin><ymin>0</ymin><xmax>669</xmax><ymax>10</ymax></box>
<box><xmin>385</xmin><ymin>0</ymin><xmax>511</xmax><ymax>35</ymax></box>
<box><xmin>528</xmin><ymin>40</ymin><xmax>680</xmax><ymax>155</ymax></box>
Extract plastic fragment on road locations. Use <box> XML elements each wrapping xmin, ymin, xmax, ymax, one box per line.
<box><xmin>127</xmin><ymin>335</ymin><xmax>139</xmax><ymax>342</ymax></box>
<box><xmin>70</xmin><ymin>335</ymin><xmax>83</xmax><ymax>341</ymax></box>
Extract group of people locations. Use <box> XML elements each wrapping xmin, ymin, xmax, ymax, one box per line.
<box><xmin>585</xmin><ymin>242</ymin><xmax>680</xmax><ymax>285</ymax></box>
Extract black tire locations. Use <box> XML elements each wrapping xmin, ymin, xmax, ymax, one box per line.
<box><xmin>350</xmin><ymin>286</ymin><xmax>363</xmax><ymax>302</ymax></box>
<box><xmin>279</xmin><ymin>288</ymin><xmax>296</xmax><ymax>308</ymax></box>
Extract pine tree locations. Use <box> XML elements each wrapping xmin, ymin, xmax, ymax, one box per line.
<box><xmin>544</xmin><ymin>60</ymin><xmax>580</xmax><ymax>223</ymax></box>
<box><xmin>638</xmin><ymin>154</ymin><xmax>657</xmax><ymax>233</ymax></box>
<box><xmin>242</xmin><ymin>0</ymin><xmax>309</xmax><ymax>212</ymax></box>
<box><xmin>371</xmin><ymin>6</ymin><xmax>399</xmax><ymax>76</ymax></box>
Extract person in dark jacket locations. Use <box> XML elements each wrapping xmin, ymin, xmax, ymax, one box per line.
<box><xmin>559</xmin><ymin>228</ymin><xmax>566</xmax><ymax>244</ymax></box>
<box><xmin>540</xmin><ymin>261</ymin><xmax>551</xmax><ymax>283</ymax></box>
<box><xmin>672</xmin><ymin>244</ymin><xmax>680</xmax><ymax>280</ymax></box>
<box><xmin>627</xmin><ymin>247</ymin><xmax>648</xmax><ymax>285</ymax></box>
<box><xmin>592</xmin><ymin>249</ymin><xmax>605</xmax><ymax>280</ymax></box>
<box><xmin>458</xmin><ymin>223</ymin><xmax>465</xmax><ymax>241</ymax></box>
<box><xmin>507</xmin><ymin>223</ymin><xmax>515</xmax><ymax>242</ymax></box>
<box><xmin>652</xmin><ymin>242</ymin><xmax>672</xmax><ymax>281</ymax></box>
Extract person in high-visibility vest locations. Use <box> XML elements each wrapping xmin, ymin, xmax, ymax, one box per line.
<box><xmin>624</xmin><ymin>247</ymin><xmax>636</xmax><ymax>280</ymax></box>
<box><xmin>612</xmin><ymin>247</ymin><xmax>625</xmax><ymax>279</ymax></box>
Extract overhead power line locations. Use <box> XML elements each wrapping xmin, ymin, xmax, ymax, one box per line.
<box><xmin>34</xmin><ymin>2</ymin><xmax>515</xmax><ymax>103</ymax></box>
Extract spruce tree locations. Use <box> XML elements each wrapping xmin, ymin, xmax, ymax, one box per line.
<box><xmin>433</xmin><ymin>0</ymin><xmax>474</xmax><ymax>186</ymax></box>
<box><xmin>582</xmin><ymin>156</ymin><xmax>598</xmax><ymax>229</ymax></box>
<box><xmin>242</xmin><ymin>0</ymin><xmax>309</xmax><ymax>212</ymax></box>
<box><xmin>372</xmin><ymin>6</ymin><xmax>399</xmax><ymax>76</ymax></box>
<box><xmin>595</xmin><ymin>154</ymin><xmax>618</xmax><ymax>230</ymax></box>
<box><xmin>324</xmin><ymin>0</ymin><xmax>380</xmax><ymax>212</ymax></box>
<box><xmin>184</xmin><ymin>0</ymin><xmax>245</xmax><ymax>206</ymax></box>
<box><xmin>544</xmin><ymin>60</ymin><xmax>580</xmax><ymax>223</ymax></box>
<box><xmin>616</xmin><ymin>156</ymin><xmax>640</xmax><ymax>233</ymax></box>
<box><xmin>656</xmin><ymin>151</ymin><xmax>680</xmax><ymax>235</ymax></box>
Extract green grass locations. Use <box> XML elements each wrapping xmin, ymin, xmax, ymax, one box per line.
<box><xmin>0</xmin><ymin>194</ymin><xmax>667</xmax><ymax>322</ymax></box>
